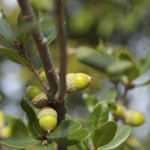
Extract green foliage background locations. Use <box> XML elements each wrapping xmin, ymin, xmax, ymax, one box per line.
<box><xmin>0</xmin><ymin>0</ymin><xmax>150</xmax><ymax>149</ymax></box>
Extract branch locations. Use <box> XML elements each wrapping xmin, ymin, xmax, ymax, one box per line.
<box><xmin>55</xmin><ymin>0</ymin><xmax>67</xmax><ymax>102</ymax></box>
<box><xmin>17</xmin><ymin>0</ymin><xmax>59</xmax><ymax>100</ymax></box>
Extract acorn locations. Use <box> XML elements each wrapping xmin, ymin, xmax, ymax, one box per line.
<box><xmin>37</xmin><ymin>107</ymin><xmax>57</xmax><ymax>133</ymax></box>
<box><xmin>111</xmin><ymin>103</ymin><xmax>126</xmax><ymax>119</ymax></box>
<box><xmin>31</xmin><ymin>92</ymin><xmax>49</xmax><ymax>109</ymax></box>
<box><xmin>123</xmin><ymin>110</ymin><xmax>145</xmax><ymax>127</ymax></box>
<box><xmin>40</xmin><ymin>71</ymin><xmax>47</xmax><ymax>82</ymax></box>
<box><xmin>26</xmin><ymin>86</ymin><xmax>42</xmax><ymax>101</ymax></box>
<box><xmin>66</xmin><ymin>73</ymin><xmax>91</xmax><ymax>93</ymax></box>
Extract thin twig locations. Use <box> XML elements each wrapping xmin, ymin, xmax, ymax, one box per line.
<box><xmin>17</xmin><ymin>0</ymin><xmax>59</xmax><ymax>100</ymax></box>
<box><xmin>55</xmin><ymin>0</ymin><xmax>67</xmax><ymax>102</ymax></box>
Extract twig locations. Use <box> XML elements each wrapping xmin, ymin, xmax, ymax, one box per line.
<box><xmin>17</xmin><ymin>0</ymin><xmax>59</xmax><ymax>100</ymax></box>
<box><xmin>54</xmin><ymin>0</ymin><xmax>67</xmax><ymax>102</ymax></box>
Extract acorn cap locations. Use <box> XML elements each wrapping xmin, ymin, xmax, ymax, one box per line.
<box><xmin>37</xmin><ymin>106</ymin><xmax>57</xmax><ymax>119</ymax></box>
<box><xmin>31</xmin><ymin>92</ymin><xmax>49</xmax><ymax>109</ymax></box>
<box><xmin>66</xmin><ymin>73</ymin><xmax>77</xmax><ymax>93</ymax></box>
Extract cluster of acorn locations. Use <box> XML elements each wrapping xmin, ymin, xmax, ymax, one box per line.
<box><xmin>26</xmin><ymin>72</ymin><xmax>92</xmax><ymax>133</ymax></box>
<box><xmin>111</xmin><ymin>103</ymin><xmax>145</xmax><ymax>127</ymax></box>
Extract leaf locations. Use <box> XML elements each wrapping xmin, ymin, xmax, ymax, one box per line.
<box><xmin>0</xmin><ymin>137</ymin><xmax>41</xmax><ymax>148</ymax></box>
<box><xmin>54</xmin><ymin>128</ymin><xmax>90</xmax><ymax>146</ymax></box>
<box><xmin>5</xmin><ymin>115</ymin><xmax>29</xmax><ymax>136</ymax></box>
<box><xmin>82</xmin><ymin>90</ymin><xmax>99</xmax><ymax>113</ymax></box>
<box><xmin>0</xmin><ymin>46</ymin><xmax>29</xmax><ymax>65</ymax></box>
<box><xmin>93</xmin><ymin>121</ymin><xmax>117</xmax><ymax>148</ymax></box>
<box><xmin>32</xmin><ymin>54</ymin><xmax>43</xmax><ymax>70</ymax></box>
<box><xmin>76</xmin><ymin>139</ymin><xmax>89</xmax><ymax>150</ymax></box>
<box><xmin>47</xmin><ymin>119</ymin><xmax>81</xmax><ymax>140</ymax></box>
<box><xmin>76</xmin><ymin>46</ymin><xmax>134</xmax><ymax>76</ymax></box>
<box><xmin>99</xmin><ymin>125</ymin><xmax>131</xmax><ymax>150</ymax></box>
<box><xmin>90</xmin><ymin>102</ymin><xmax>109</xmax><ymax>138</ymax></box>
<box><xmin>0</xmin><ymin>8</ymin><xmax>14</xmax><ymax>42</ymax></box>
<box><xmin>20</xmin><ymin>95</ymin><xmax>44</xmax><ymax>138</ymax></box>
<box><xmin>16</xmin><ymin>12</ymin><xmax>31</xmax><ymax>43</ymax></box>
<box><xmin>140</xmin><ymin>49</ymin><xmax>150</xmax><ymax>74</ymax></box>
<box><xmin>101</xmin><ymin>88</ymin><xmax>117</xmax><ymax>102</ymax></box>
<box><xmin>139</xmin><ymin>79</ymin><xmax>150</xmax><ymax>86</ymax></box>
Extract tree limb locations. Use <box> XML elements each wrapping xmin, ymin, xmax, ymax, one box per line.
<box><xmin>17</xmin><ymin>0</ymin><xmax>59</xmax><ymax>100</ymax></box>
<box><xmin>55</xmin><ymin>0</ymin><xmax>67</xmax><ymax>102</ymax></box>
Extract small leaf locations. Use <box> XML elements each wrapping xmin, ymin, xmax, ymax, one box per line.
<box><xmin>76</xmin><ymin>139</ymin><xmax>89</xmax><ymax>150</ymax></box>
<box><xmin>93</xmin><ymin>121</ymin><xmax>117</xmax><ymax>148</ymax></box>
<box><xmin>54</xmin><ymin>128</ymin><xmax>90</xmax><ymax>146</ymax></box>
<box><xmin>0</xmin><ymin>137</ymin><xmax>41</xmax><ymax>148</ymax></box>
<box><xmin>101</xmin><ymin>88</ymin><xmax>117</xmax><ymax>102</ymax></box>
<box><xmin>99</xmin><ymin>125</ymin><xmax>131</xmax><ymax>150</ymax></box>
<box><xmin>32</xmin><ymin>54</ymin><xmax>43</xmax><ymax>70</ymax></box>
<box><xmin>47</xmin><ymin>119</ymin><xmax>81</xmax><ymax>140</ymax></box>
<box><xmin>82</xmin><ymin>89</ymin><xmax>99</xmax><ymax>113</ymax></box>
<box><xmin>20</xmin><ymin>95</ymin><xmax>44</xmax><ymax>138</ymax></box>
<box><xmin>0</xmin><ymin>46</ymin><xmax>29</xmax><ymax>65</ymax></box>
<box><xmin>90</xmin><ymin>102</ymin><xmax>109</xmax><ymax>138</ymax></box>
<box><xmin>0</xmin><ymin>8</ymin><xmax>14</xmax><ymax>42</ymax></box>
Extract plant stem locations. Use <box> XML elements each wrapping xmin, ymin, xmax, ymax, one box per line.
<box><xmin>54</xmin><ymin>0</ymin><xmax>67</xmax><ymax>103</ymax></box>
<box><xmin>17</xmin><ymin>0</ymin><xmax>59</xmax><ymax>101</ymax></box>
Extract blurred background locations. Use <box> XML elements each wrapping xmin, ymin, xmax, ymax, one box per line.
<box><xmin>0</xmin><ymin>0</ymin><xmax>150</xmax><ymax>149</ymax></box>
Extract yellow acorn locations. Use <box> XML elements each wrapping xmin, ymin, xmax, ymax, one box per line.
<box><xmin>26</xmin><ymin>86</ymin><xmax>42</xmax><ymax>101</ymax></box>
<box><xmin>111</xmin><ymin>103</ymin><xmax>126</xmax><ymax>119</ymax></box>
<box><xmin>40</xmin><ymin>71</ymin><xmax>47</xmax><ymax>82</ymax></box>
<box><xmin>37</xmin><ymin>106</ymin><xmax>57</xmax><ymax>133</ymax></box>
<box><xmin>123</xmin><ymin>110</ymin><xmax>145</xmax><ymax>127</ymax></box>
<box><xmin>66</xmin><ymin>73</ymin><xmax>91</xmax><ymax>93</ymax></box>
<box><xmin>31</xmin><ymin>92</ymin><xmax>49</xmax><ymax>109</ymax></box>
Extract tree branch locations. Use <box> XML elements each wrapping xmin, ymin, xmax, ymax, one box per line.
<box><xmin>55</xmin><ymin>0</ymin><xmax>67</xmax><ymax>102</ymax></box>
<box><xmin>17</xmin><ymin>0</ymin><xmax>59</xmax><ymax>100</ymax></box>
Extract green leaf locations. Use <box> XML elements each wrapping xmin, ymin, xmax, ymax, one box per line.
<box><xmin>140</xmin><ymin>49</ymin><xmax>150</xmax><ymax>74</ymax></box>
<box><xmin>5</xmin><ymin>115</ymin><xmax>29</xmax><ymax>136</ymax></box>
<box><xmin>76</xmin><ymin>139</ymin><xmax>89</xmax><ymax>150</ymax></box>
<box><xmin>90</xmin><ymin>102</ymin><xmax>109</xmax><ymax>138</ymax></box>
<box><xmin>54</xmin><ymin>128</ymin><xmax>90</xmax><ymax>146</ymax></box>
<box><xmin>20</xmin><ymin>95</ymin><xmax>44</xmax><ymax>138</ymax></box>
<box><xmin>0</xmin><ymin>8</ymin><xmax>14</xmax><ymax>42</ymax></box>
<box><xmin>93</xmin><ymin>121</ymin><xmax>117</xmax><ymax>149</ymax></box>
<box><xmin>76</xmin><ymin>46</ymin><xmax>134</xmax><ymax>76</ymax></box>
<box><xmin>32</xmin><ymin>54</ymin><xmax>43</xmax><ymax>70</ymax></box>
<box><xmin>0</xmin><ymin>46</ymin><xmax>29</xmax><ymax>65</ymax></box>
<box><xmin>16</xmin><ymin>12</ymin><xmax>31</xmax><ymax>43</ymax></box>
<box><xmin>101</xmin><ymin>88</ymin><xmax>117</xmax><ymax>102</ymax></box>
<box><xmin>0</xmin><ymin>136</ymin><xmax>41</xmax><ymax>148</ymax></box>
<box><xmin>47</xmin><ymin>119</ymin><xmax>81</xmax><ymax>140</ymax></box>
<box><xmin>99</xmin><ymin>125</ymin><xmax>131</xmax><ymax>150</ymax></box>
<box><xmin>82</xmin><ymin>90</ymin><xmax>99</xmax><ymax>113</ymax></box>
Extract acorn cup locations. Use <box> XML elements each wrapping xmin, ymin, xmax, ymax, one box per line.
<box><xmin>37</xmin><ymin>107</ymin><xmax>57</xmax><ymax>133</ymax></box>
<box><xmin>123</xmin><ymin>110</ymin><xmax>145</xmax><ymax>127</ymax></box>
<box><xmin>66</xmin><ymin>73</ymin><xmax>92</xmax><ymax>93</ymax></box>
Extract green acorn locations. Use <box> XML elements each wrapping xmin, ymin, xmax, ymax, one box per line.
<box><xmin>66</xmin><ymin>73</ymin><xmax>91</xmax><ymax>93</ymax></box>
<box><xmin>124</xmin><ymin>110</ymin><xmax>145</xmax><ymax>127</ymax></box>
<box><xmin>26</xmin><ymin>86</ymin><xmax>42</xmax><ymax>101</ymax></box>
<box><xmin>31</xmin><ymin>92</ymin><xmax>49</xmax><ymax>109</ymax></box>
<box><xmin>38</xmin><ymin>107</ymin><xmax>57</xmax><ymax>133</ymax></box>
<box><xmin>40</xmin><ymin>71</ymin><xmax>47</xmax><ymax>82</ymax></box>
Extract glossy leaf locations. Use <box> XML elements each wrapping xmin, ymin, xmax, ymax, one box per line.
<box><xmin>90</xmin><ymin>102</ymin><xmax>109</xmax><ymax>138</ymax></box>
<box><xmin>0</xmin><ymin>46</ymin><xmax>29</xmax><ymax>65</ymax></box>
<box><xmin>47</xmin><ymin>119</ymin><xmax>81</xmax><ymax>140</ymax></box>
<box><xmin>93</xmin><ymin>121</ymin><xmax>117</xmax><ymax>148</ymax></box>
<box><xmin>101</xmin><ymin>88</ymin><xmax>117</xmax><ymax>102</ymax></box>
<box><xmin>53</xmin><ymin>128</ymin><xmax>90</xmax><ymax>146</ymax></box>
<box><xmin>76</xmin><ymin>139</ymin><xmax>89</xmax><ymax>150</ymax></box>
<box><xmin>77</xmin><ymin>46</ymin><xmax>134</xmax><ymax>76</ymax></box>
<box><xmin>82</xmin><ymin>90</ymin><xmax>99</xmax><ymax>113</ymax></box>
<box><xmin>99</xmin><ymin>125</ymin><xmax>131</xmax><ymax>150</ymax></box>
<box><xmin>20</xmin><ymin>95</ymin><xmax>44</xmax><ymax>138</ymax></box>
<box><xmin>0</xmin><ymin>8</ymin><xmax>14</xmax><ymax>42</ymax></box>
<box><xmin>0</xmin><ymin>137</ymin><xmax>41</xmax><ymax>148</ymax></box>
